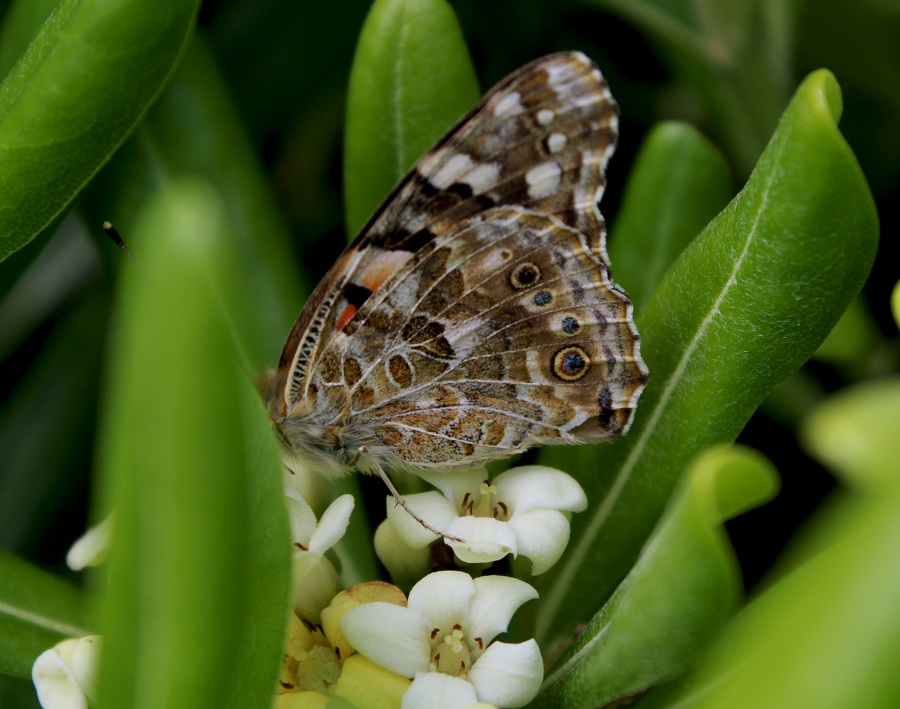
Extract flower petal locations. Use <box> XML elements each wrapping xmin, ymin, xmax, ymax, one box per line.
<box><xmin>283</xmin><ymin>460</ymin><xmax>332</xmax><ymax>512</ymax></box>
<box><xmin>387</xmin><ymin>492</ymin><xmax>457</xmax><ymax>549</ymax></box>
<box><xmin>290</xmin><ymin>552</ymin><xmax>339</xmax><ymax>624</ymax></box>
<box><xmin>32</xmin><ymin>642</ymin><xmax>89</xmax><ymax>709</ymax></box>
<box><xmin>444</xmin><ymin>517</ymin><xmax>516</xmax><ymax>564</ymax></box>
<box><xmin>407</xmin><ymin>571</ymin><xmax>476</xmax><ymax>633</ymax></box>
<box><xmin>321</xmin><ymin>581</ymin><xmax>408</xmax><ymax>661</ymax></box>
<box><xmin>466</xmin><ymin>576</ymin><xmax>538</xmax><ymax>645</ymax></box>
<box><xmin>274</xmin><ymin>690</ymin><xmax>331</xmax><ymax>709</ymax></box>
<box><xmin>494</xmin><ymin>466</ymin><xmax>587</xmax><ymax>514</ymax></box>
<box><xmin>401</xmin><ymin>672</ymin><xmax>478</xmax><ymax>709</ymax></box>
<box><xmin>285</xmin><ymin>486</ymin><xmax>317</xmax><ymax>547</ymax></box>
<box><xmin>375</xmin><ymin>520</ymin><xmax>431</xmax><ymax>588</ymax></box>
<box><xmin>66</xmin><ymin>517</ymin><xmax>113</xmax><ymax>571</ymax></box>
<box><xmin>468</xmin><ymin>639</ymin><xmax>543</xmax><ymax>707</ymax></box>
<box><xmin>308</xmin><ymin>494</ymin><xmax>355</xmax><ymax>553</ymax></box>
<box><xmin>341</xmin><ymin>602</ymin><xmax>431</xmax><ymax>678</ymax></box>
<box><xmin>334</xmin><ymin>654</ymin><xmax>410</xmax><ymax>709</ymax></box>
<box><xmin>507</xmin><ymin>507</ymin><xmax>571</xmax><ymax>575</ymax></box>
<box><xmin>415</xmin><ymin>467</ymin><xmax>487</xmax><ymax>505</ymax></box>
<box><xmin>65</xmin><ymin>636</ymin><xmax>100</xmax><ymax>700</ymax></box>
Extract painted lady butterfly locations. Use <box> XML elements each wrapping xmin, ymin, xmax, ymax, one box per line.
<box><xmin>265</xmin><ymin>52</ymin><xmax>648</xmax><ymax>500</ymax></box>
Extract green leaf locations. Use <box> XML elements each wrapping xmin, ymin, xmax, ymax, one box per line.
<box><xmin>534</xmin><ymin>445</ymin><xmax>778</xmax><ymax>708</ymax></box>
<box><xmin>0</xmin><ymin>551</ymin><xmax>90</xmax><ymax>679</ymax></box>
<box><xmin>645</xmin><ymin>489</ymin><xmax>900</xmax><ymax>708</ymax></box>
<box><xmin>534</xmin><ymin>70</ymin><xmax>879</xmax><ymax>650</ymax></box>
<box><xmin>0</xmin><ymin>0</ymin><xmax>201</xmax><ymax>262</ymax></box>
<box><xmin>343</xmin><ymin>0</ymin><xmax>479</xmax><ymax>237</ymax></box>
<box><xmin>802</xmin><ymin>377</ymin><xmax>900</xmax><ymax>492</ymax></box>
<box><xmin>608</xmin><ymin>122</ymin><xmax>732</xmax><ymax>314</ymax></box>
<box><xmin>93</xmin><ymin>178</ymin><xmax>289</xmax><ymax>709</ymax></box>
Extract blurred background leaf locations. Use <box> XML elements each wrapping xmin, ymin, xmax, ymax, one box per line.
<box><xmin>92</xmin><ymin>178</ymin><xmax>289</xmax><ymax>709</ymax></box>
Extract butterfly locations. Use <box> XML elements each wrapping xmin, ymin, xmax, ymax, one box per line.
<box><xmin>265</xmin><ymin>52</ymin><xmax>648</xmax><ymax>503</ymax></box>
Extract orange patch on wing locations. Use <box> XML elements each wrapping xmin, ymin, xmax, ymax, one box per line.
<box><xmin>335</xmin><ymin>304</ymin><xmax>357</xmax><ymax>332</ymax></box>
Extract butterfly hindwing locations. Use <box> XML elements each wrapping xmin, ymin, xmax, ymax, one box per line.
<box><xmin>313</xmin><ymin>207</ymin><xmax>645</xmax><ymax>469</ymax></box>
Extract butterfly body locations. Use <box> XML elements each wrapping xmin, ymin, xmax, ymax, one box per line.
<box><xmin>266</xmin><ymin>52</ymin><xmax>648</xmax><ymax>479</ymax></box>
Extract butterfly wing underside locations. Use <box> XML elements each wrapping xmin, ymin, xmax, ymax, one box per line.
<box><xmin>268</xmin><ymin>52</ymin><xmax>648</xmax><ymax>474</ymax></box>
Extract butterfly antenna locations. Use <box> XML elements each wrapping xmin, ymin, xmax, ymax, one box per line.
<box><xmin>362</xmin><ymin>450</ymin><xmax>465</xmax><ymax>544</ymax></box>
<box><xmin>103</xmin><ymin>221</ymin><xmax>144</xmax><ymax>271</ymax></box>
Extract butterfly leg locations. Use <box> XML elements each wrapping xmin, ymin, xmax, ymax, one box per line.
<box><xmin>358</xmin><ymin>447</ymin><xmax>465</xmax><ymax>544</ymax></box>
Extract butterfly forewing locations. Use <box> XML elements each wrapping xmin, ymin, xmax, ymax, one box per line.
<box><xmin>268</xmin><ymin>52</ymin><xmax>647</xmax><ymax>477</ymax></box>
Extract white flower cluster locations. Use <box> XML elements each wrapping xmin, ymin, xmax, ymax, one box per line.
<box><xmin>280</xmin><ymin>464</ymin><xmax>586</xmax><ymax>709</ymax></box>
<box><xmin>33</xmin><ymin>465</ymin><xmax>587</xmax><ymax>709</ymax></box>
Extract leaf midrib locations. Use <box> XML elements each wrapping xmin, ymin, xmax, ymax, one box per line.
<box><xmin>0</xmin><ymin>598</ymin><xmax>89</xmax><ymax>638</ymax></box>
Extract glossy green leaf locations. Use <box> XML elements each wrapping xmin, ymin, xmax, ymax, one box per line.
<box><xmin>802</xmin><ymin>377</ymin><xmax>900</xmax><ymax>491</ymax></box>
<box><xmin>0</xmin><ymin>0</ymin><xmax>201</xmax><ymax>262</ymax></box>
<box><xmin>0</xmin><ymin>0</ymin><xmax>93</xmax><ymax>305</ymax></box>
<box><xmin>0</xmin><ymin>551</ymin><xmax>90</xmax><ymax>678</ymax></box>
<box><xmin>534</xmin><ymin>445</ymin><xmax>778</xmax><ymax>708</ymax></box>
<box><xmin>646</xmin><ymin>492</ymin><xmax>900</xmax><ymax>709</ymax></box>
<box><xmin>534</xmin><ymin>70</ymin><xmax>879</xmax><ymax>650</ymax></box>
<box><xmin>608</xmin><ymin>122</ymin><xmax>732</xmax><ymax>313</ymax></box>
<box><xmin>93</xmin><ymin>179</ymin><xmax>289</xmax><ymax>709</ymax></box>
<box><xmin>343</xmin><ymin>0</ymin><xmax>479</xmax><ymax>237</ymax></box>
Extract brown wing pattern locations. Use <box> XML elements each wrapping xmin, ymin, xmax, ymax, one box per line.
<box><xmin>272</xmin><ymin>52</ymin><xmax>619</xmax><ymax>412</ymax></box>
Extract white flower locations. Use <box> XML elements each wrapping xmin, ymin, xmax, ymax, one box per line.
<box><xmin>66</xmin><ymin>515</ymin><xmax>113</xmax><ymax>571</ymax></box>
<box><xmin>385</xmin><ymin>466</ymin><xmax>587</xmax><ymax>574</ymax></box>
<box><xmin>340</xmin><ymin>571</ymin><xmax>542</xmax><ymax>709</ymax></box>
<box><xmin>32</xmin><ymin>635</ymin><xmax>101</xmax><ymax>709</ymax></box>
<box><xmin>287</xmin><ymin>489</ymin><xmax>354</xmax><ymax>623</ymax></box>
<box><xmin>374</xmin><ymin>518</ymin><xmax>432</xmax><ymax>588</ymax></box>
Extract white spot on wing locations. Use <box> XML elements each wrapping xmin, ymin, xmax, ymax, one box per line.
<box><xmin>537</xmin><ymin>109</ymin><xmax>555</xmax><ymax>125</ymax></box>
<box><xmin>526</xmin><ymin>161</ymin><xmax>562</xmax><ymax>199</ymax></box>
<box><xmin>429</xmin><ymin>153</ymin><xmax>475</xmax><ymax>189</ymax></box>
<box><xmin>545</xmin><ymin>62</ymin><xmax>572</xmax><ymax>88</ymax></box>
<box><xmin>465</xmin><ymin>162</ymin><xmax>502</xmax><ymax>195</ymax></box>
<box><xmin>493</xmin><ymin>91</ymin><xmax>524</xmax><ymax>117</ymax></box>
<box><xmin>547</xmin><ymin>133</ymin><xmax>567</xmax><ymax>154</ymax></box>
